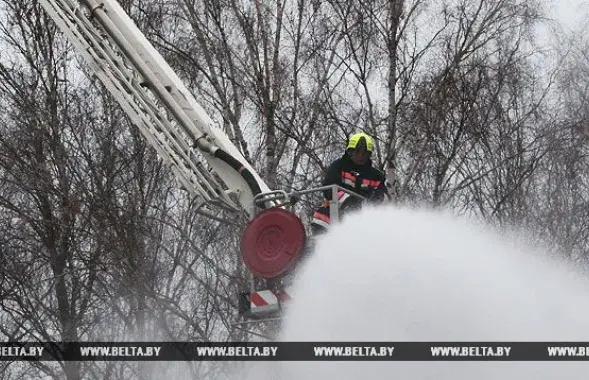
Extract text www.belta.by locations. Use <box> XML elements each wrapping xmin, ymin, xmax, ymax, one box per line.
<box><xmin>313</xmin><ymin>346</ymin><xmax>395</xmax><ymax>356</ymax></box>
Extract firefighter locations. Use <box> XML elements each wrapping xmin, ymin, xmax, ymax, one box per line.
<box><xmin>311</xmin><ymin>132</ymin><xmax>389</xmax><ymax>235</ymax></box>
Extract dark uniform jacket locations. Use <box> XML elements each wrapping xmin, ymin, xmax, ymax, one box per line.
<box><xmin>311</xmin><ymin>153</ymin><xmax>388</xmax><ymax>230</ymax></box>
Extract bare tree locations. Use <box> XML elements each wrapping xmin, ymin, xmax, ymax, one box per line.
<box><xmin>391</xmin><ymin>0</ymin><xmax>547</xmax><ymax>213</ymax></box>
<box><xmin>0</xmin><ymin>2</ymin><xmax>251</xmax><ymax>379</ymax></box>
<box><xmin>0</xmin><ymin>2</ymin><xmax>97</xmax><ymax>378</ymax></box>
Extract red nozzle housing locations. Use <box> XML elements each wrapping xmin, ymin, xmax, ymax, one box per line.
<box><xmin>240</xmin><ymin>207</ymin><xmax>306</xmax><ymax>279</ymax></box>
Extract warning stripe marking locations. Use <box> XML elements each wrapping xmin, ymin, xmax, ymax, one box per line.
<box><xmin>250</xmin><ymin>288</ymin><xmax>292</xmax><ymax>307</ymax></box>
<box><xmin>250</xmin><ymin>292</ymin><xmax>269</xmax><ymax>306</ymax></box>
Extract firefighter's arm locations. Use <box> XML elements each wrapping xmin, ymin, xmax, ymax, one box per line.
<box><xmin>370</xmin><ymin>174</ymin><xmax>390</xmax><ymax>203</ymax></box>
<box><xmin>322</xmin><ymin>160</ymin><xmax>342</xmax><ymax>200</ymax></box>
<box><xmin>376</xmin><ymin>181</ymin><xmax>388</xmax><ymax>202</ymax></box>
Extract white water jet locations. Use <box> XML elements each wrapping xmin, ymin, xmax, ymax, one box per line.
<box><xmin>234</xmin><ymin>204</ymin><xmax>589</xmax><ymax>379</ymax></box>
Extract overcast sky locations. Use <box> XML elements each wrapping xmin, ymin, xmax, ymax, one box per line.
<box><xmin>553</xmin><ymin>0</ymin><xmax>589</xmax><ymax>29</ymax></box>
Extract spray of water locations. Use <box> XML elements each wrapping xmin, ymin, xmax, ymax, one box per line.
<box><xmin>235</xmin><ymin>203</ymin><xmax>589</xmax><ymax>379</ymax></box>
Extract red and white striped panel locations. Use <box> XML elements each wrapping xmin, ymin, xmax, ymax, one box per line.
<box><xmin>248</xmin><ymin>288</ymin><xmax>293</xmax><ymax>315</ymax></box>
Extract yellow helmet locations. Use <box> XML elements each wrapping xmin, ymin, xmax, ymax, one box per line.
<box><xmin>347</xmin><ymin>132</ymin><xmax>374</xmax><ymax>153</ymax></box>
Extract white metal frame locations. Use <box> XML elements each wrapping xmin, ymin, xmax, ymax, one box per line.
<box><xmin>39</xmin><ymin>0</ymin><xmax>273</xmax><ymax>219</ymax></box>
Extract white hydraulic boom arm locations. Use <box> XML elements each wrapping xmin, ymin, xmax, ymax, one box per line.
<box><xmin>40</xmin><ymin>0</ymin><xmax>350</xmax><ymax>328</ymax></box>
<box><xmin>38</xmin><ymin>0</ymin><xmax>273</xmax><ymax>219</ymax></box>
